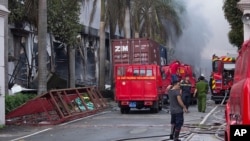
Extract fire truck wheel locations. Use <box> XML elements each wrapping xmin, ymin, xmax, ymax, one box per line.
<box><xmin>159</xmin><ymin>106</ymin><xmax>162</xmax><ymax>111</ymax></box>
<box><xmin>215</xmin><ymin>101</ymin><xmax>221</xmax><ymax>104</ymax></box>
<box><xmin>124</xmin><ymin>107</ymin><xmax>130</xmax><ymax>114</ymax></box>
<box><xmin>150</xmin><ymin>102</ymin><xmax>159</xmax><ymax>113</ymax></box>
<box><xmin>120</xmin><ymin>108</ymin><xmax>125</xmax><ymax>114</ymax></box>
<box><xmin>120</xmin><ymin>107</ymin><xmax>130</xmax><ymax>114</ymax></box>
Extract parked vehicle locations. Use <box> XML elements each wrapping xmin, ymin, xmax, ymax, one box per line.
<box><xmin>225</xmin><ymin>40</ymin><xmax>250</xmax><ymax>141</ymax></box>
<box><xmin>209</xmin><ymin>54</ymin><xmax>236</xmax><ymax>104</ymax></box>
<box><xmin>111</xmin><ymin>38</ymin><xmax>167</xmax><ymax>113</ymax></box>
<box><xmin>111</xmin><ymin>38</ymin><xmax>197</xmax><ymax>113</ymax></box>
<box><xmin>114</xmin><ymin>64</ymin><xmax>164</xmax><ymax>113</ymax></box>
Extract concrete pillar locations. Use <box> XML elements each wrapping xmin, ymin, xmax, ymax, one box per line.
<box><xmin>238</xmin><ymin>0</ymin><xmax>250</xmax><ymax>41</ymax></box>
<box><xmin>0</xmin><ymin>5</ymin><xmax>9</xmax><ymax>125</ymax></box>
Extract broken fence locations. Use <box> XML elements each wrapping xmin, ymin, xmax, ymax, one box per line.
<box><xmin>6</xmin><ymin>86</ymin><xmax>108</xmax><ymax>125</ymax></box>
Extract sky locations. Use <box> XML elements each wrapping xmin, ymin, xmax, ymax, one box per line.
<box><xmin>173</xmin><ymin>0</ymin><xmax>239</xmax><ymax>77</ymax></box>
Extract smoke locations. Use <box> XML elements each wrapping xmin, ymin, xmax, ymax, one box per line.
<box><xmin>168</xmin><ymin>0</ymin><xmax>213</xmax><ymax>75</ymax></box>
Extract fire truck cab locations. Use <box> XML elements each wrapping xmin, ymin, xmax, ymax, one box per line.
<box><xmin>114</xmin><ymin>64</ymin><xmax>164</xmax><ymax>113</ymax></box>
<box><xmin>210</xmin><ymin>55</ymin><xmax>236</xmax><ymax>104</ymax></box>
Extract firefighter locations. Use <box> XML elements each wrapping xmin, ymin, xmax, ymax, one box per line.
<box><xmin>170</xmin><ymin>61</ymin><xmax>180</xmax><ymax>84</ymax></box>
<box><xmin>168</xmin><ymin>80</ymin><xmax>188</xmax><ymax>141</ymax></box>
<box><xmin>180</xmin><ymin>75</ymin><xmax>192</xmax><ymax>111</ymax></box>
<box><xmin>193</xmin><ymin>76</ymin><xmax>209</xmax><ymax>113</ymax></box>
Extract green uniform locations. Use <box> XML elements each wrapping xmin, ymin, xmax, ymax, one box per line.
<box><xmin>196</xmin><ymin>80</ymin><xmax>209</xmax><ymax>112</ymax></box>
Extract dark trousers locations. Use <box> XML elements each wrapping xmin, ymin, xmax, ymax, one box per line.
<box><xmin>182</xmin><ymin>93</ymin><xmax>191</xmax><ymax>109</ymax></box>
<box><xmin>170</xmin><ymin>112</ymin><xmax>184</xmax><ymax>130</ymax></box>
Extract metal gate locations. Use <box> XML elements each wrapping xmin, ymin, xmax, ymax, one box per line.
<box><xmin>6</xmin><ymin>87</ymin><xmax>108</xmax><ymax>125</ymax></box>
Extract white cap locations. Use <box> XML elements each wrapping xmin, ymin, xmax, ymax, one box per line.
<box><xmin>201</xmin><ymin>73</ymin><xmax>204</xmax><ymax>77</ymax></box>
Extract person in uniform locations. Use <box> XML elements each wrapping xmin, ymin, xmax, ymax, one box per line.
<box><xmin>180</xmin><ymin>75</ymin><xmax>192</xmax><ymax>111</ymax></box>
<box><xmin>168</xmin><ymin>81</ymin><xmax>188</xmax><ymax>141</ymax></box>
<box><xmin>193</xmin><ymin>76</ymin><xmax>209</xmax><ymax>113</ymax></box>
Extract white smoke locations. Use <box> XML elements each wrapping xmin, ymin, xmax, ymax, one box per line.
<box><xmin>171</xmin><ymin>0</ymin><xmax>237</xmax><ymax>78</ymax></box>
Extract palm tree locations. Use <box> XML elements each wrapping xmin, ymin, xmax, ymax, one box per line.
<box><xmin>124</xmin><ymin>0</ymin><xmax>131</xmax><ymax>38</ymax></box>
<box><xmin>37</xmin><ymin>0</ymin><xmax>47</xmax><ymax>94</ymax></box>
<box><xmin>99</xmin><ymin>0</ymin><xmax>105</xmax><ymax>90</ymax></box>
<box><xmin>131</xmin><ymin>0</ymin><xmax>184</xmax><ymax>43</ymax></box>
<box><xmin>85</xmin><ymin>0</ymin><xmax>185</xmax><ymax>90</ymax></box>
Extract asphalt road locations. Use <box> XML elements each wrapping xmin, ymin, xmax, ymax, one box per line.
<box><xmin>0</xmin><ymin>95</ymin><xmax>225</xmax><ymax>141</ymax></box>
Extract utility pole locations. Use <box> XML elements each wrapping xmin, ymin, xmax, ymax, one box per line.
<box><xmin>0</xmin><ymin>4</ymin><xmax>9</xmax><ymax>125</ymax></box>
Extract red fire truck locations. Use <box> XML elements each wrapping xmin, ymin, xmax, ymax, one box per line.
<box><xmin>210</xmin><ymin>54</ymin><xmax>236</xmax><ymax>104</ymax></box>
<box><xmin>161</xmin><ymin>60</ymin><xmax>197</xmax><ymax>104</ymax></box>
<box><xmin>112</xmin><ymin>38</ymin><xmax>167</xmax><ymax>113</ymax></box>
<box><xmin>225</xmin><ymin>40</ymin><xmax>250</xmax><ymax>141</ymax></box>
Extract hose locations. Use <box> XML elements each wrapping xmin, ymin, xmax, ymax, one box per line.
<box><xmin>114</xmin><ymin>123</ymin><xmax>225</xmax><ymax>141</ymax></box>
<box><xmin>114</xmin><ymin>132</ymin><xmax>191</xmax><ymax>141</ymax></box>
<box><xmin>220</xmin><ymin>89</ymin><xmax>229</xmax><ymax>105</ymax></box>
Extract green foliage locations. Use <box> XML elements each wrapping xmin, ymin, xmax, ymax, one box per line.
<box><xmin>223</xmin><ymin>0</ymin><xmax>243</xmax><ymax>49</ymax></box>
<box><xmin>5</xmin><ymin>93</ymin><xmax>36</xmax><ymax>114</ymax></box>
<box><xmin>8</xmin><ymin>0</ymin><xmax>25</xmax><ymax>24</ymax></box>
<box><xmin>0</xmin><ymin>125</ymin><xmax>4</xmax><ymax>129</ymax></box>
<box><xmin>48</xmin><ymin>0</ymin><xmax>81</xmax><ymax>46</ymax></box>
<box><xmin>8</xmin><ymin>0</ymin><xmax>81</xmax><ymax>46</ymax></box>
<box><xmin>131</xmin><ymin>0</ymin><xmax>185</xmax><ymax>43</ymax></box>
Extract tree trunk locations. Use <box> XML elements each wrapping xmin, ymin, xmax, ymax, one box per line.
<box><xmin>49</xmin><ymin>33</ymin><xmax>55</xmax><ymax>73</ymax></box>
<box><xmin>95</xmin><ymin>41</ymin><xmax>99</xmax><ymax>86</ymax></box>
<box><xmin>83</xmin><ymin>36</ymin><xmax>88</xmax><ymax>83</ymax></box>
<box><xmin>67</xmin><ymin>45</ymin><xmax>75</xmax><ymax>88</ymax></box>
<box><xmin>124</xmin><ymin>0</ymin><xmax>131</xmax><ymax>38</ymax></box>
<box><xmin>135</xmin><ymin>32</ymin><xmax>139</xmax><ymax>38</ymax></box>
<box><xmin>38</xmin><ymin>0</ymin><xmax>48</xmax><ymax>94</ymax></box>
<box><xmin>99</xmin><ymin>0</ymin><xmax>105</xmax><ymax>90</ymax></box>
<box><xmin>109</xmin><ymin>20</ymin><xmax>114</xmax><ymax>90</ymax></box>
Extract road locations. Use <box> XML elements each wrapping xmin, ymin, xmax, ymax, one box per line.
<box><xmin>0</xmin><ymin>95</ymin><xmax>225</xmax><ymax>141</ymax></box>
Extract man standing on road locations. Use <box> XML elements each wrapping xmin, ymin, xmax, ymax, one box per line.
<box><xmin>193</xmin><ymin>76</ymin><xmax>209</xmax><ymax>113</ymax></box>
<box><xmin>168</xmin><ymin>81</ymin><xmax>188</xmax><ymax>141</ymax></box>
<box><xmin>180</xmin><ymin>75</ymin><xmax>192</xmax><ymax>112</ymax></box>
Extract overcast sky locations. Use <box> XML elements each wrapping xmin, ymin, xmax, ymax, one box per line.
<box><xmin>174</xmin><ymin>0</ymin><xmax>239</xmax><ymax>77</ymax></box>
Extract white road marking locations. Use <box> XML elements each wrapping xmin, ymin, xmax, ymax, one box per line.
<box><xmin>10</xmin><ymin>111</ymin><xmax>111</xmax><ymax>141</ymax></box>
<box><xmin>59</xmin><ymin>111</ymin><xmax>111</xmax><ymax>126</ymax></box>
<box><xmin>10</xmin><ymin>128</ymin><xmax>52</xmax><ymax>141</ymax></box>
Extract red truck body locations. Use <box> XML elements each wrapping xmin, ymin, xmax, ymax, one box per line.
<box><xmin>210</xmin><ymin>55</ymin><xmax>236</xmax><ymax>104</ymax></box>
<box><xmin>111</xmin><ymin>38</ymin><xmax>167</xmax><ymax>113</ymax></box>
<box><xmin>114</xmin><ymin>64</ymin><xmax>164</xmax><ymax>113</ymax></box>
<box><xmin>225</xmin><ymin>40</ymin><xmax>250</xmax><ymax>141</ymax></box>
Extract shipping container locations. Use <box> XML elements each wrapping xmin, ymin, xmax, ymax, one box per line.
<box><xmin>111</xmin><ymin>38</ymin><xmax>167</xmax><ymax>66</ymax></box>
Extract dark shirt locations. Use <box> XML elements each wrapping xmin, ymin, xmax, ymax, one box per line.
<box><xmin>180</xmin><ymin>80</ymin><xmax>191</xmax><ymax>94</ymax></box>
<box><xmin>169</xmin><ymin>89</ymin><xmax>183</xmax><ymax>114</ymax></box>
